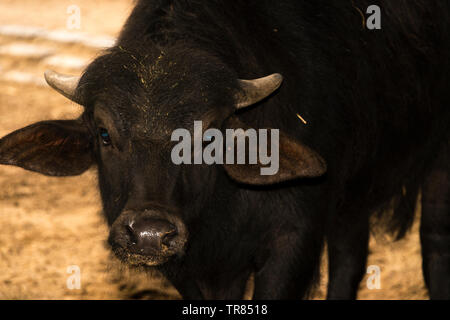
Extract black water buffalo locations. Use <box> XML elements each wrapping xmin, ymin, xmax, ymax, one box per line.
<box><xmin>0</xmin><ymin>0</ymin><xmax>449</xmax><ymax>299</ymax></box>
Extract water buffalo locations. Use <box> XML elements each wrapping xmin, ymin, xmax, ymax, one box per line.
<box><xmin>0</xmin><ymin>0</ymin><xmax>449</xmax><ymax>299</ymax></box>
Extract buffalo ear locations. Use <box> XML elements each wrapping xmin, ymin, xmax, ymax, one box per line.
<box><xmin>0</xmin><ymin>120</ymin><xmax>94</xmax><ymax>176</ymax></box>
<box><xmin>223</xmin><ymin>117</ymin><xmax>327</xmax><ymax>185</ymax></box>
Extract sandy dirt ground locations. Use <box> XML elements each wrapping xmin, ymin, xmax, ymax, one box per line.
<box><xmin>0</xmin><ymin>0</ymin><xmax>429</xmax><ymax>300</ymax></box>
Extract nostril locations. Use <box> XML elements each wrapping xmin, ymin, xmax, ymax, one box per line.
<box><xmin>161</xmin><ymin>229</ymin><xmax>178</xmax><ymax>247</ymax></box>
<box><xmin>126</xmin><ymin>224</ymin><xmax>138</xmax><ymax>245</ymax></box>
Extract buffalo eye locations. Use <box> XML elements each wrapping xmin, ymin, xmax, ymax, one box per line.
<box><xmin>98</xmin><ymin>128</ymin><xmax>112</xmax><ymax>146</ymax></box>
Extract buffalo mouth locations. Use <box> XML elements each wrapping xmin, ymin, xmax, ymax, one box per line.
<box><xmin>110</xmin><ymin>246</ymin><xmax>178</xmax><ymax>267</ymax></box>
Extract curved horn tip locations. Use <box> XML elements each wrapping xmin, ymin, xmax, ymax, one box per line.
<box><xmin>44</xmin><ymin>69</ymin><xmax>55</xmax><ymax>80</ymax></box>
<box><xmin>257</xmin><ymin>73</ymin><xmax>283</xmax><ymax>89</ymax></box>
<box><xmin>44</xmin><ymin>69</ymin><xmax>81</xmax><ymax>103</ymax></box>
<box><xmin>235</xmin><ymin>73</ymin><xmax>284</xmax><ymax>109</ymax></box>
<box><xmin>270</xmin><ymin>73</ymin><xmax>283</xmax><ymax>84</ymax></box>
<box><xmin>44</xmin><ymin>69</ymin><xmax>64</xmax><ymax>86</ymax></box>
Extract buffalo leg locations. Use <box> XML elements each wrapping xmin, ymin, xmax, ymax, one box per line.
<box><xmin>421</xmin><ymin>143</ymin><xmax>450</xmax><ymax>299</ymax></box>
<box><xmin>253</xmin><ymin>230</ymin><xmax>323</xmax><ymax>299</ymax></box>
<box><xmin>326</xmin><ymin>209</ymin><xmax>370</xmax><ymax>300</ymax></box>
<box><xmin>197</xmin><ymin>272</ymin><xmax>251</xmax><ymax>300</ymax></box>
<box><xmin>162</xmin><ymin>269</ymin><xmax>204</xmax><ymax>299</ymax></box>
<box><xmin>171</xmin><ymin>280</ymin><xmax>204</xmax><ymax>300</ymax></box>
